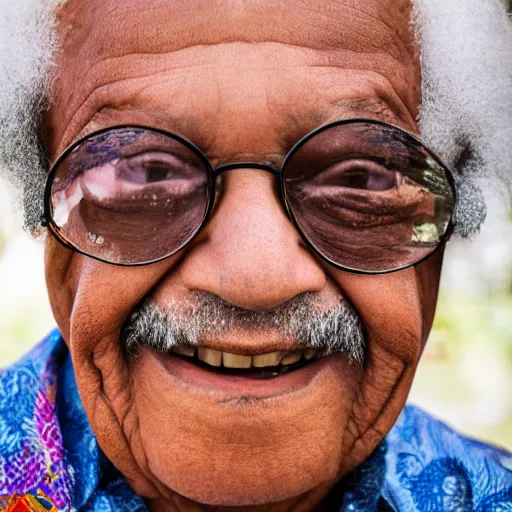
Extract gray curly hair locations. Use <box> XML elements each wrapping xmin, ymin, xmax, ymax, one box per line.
<box><xmin>0</xmin><ymin>0</ymin><xmax>511</xmax><ymax>236</ymax></box>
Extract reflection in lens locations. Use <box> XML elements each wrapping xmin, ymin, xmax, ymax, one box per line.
<box><xmin>50</xmin><ymin>128</ymin><xmax>209</xmax><ymax>264</ymax></box>
<box><xmin>283</xmin><ymin>122</ymin><xmax>454</xmax><ymax>272</ymax></box>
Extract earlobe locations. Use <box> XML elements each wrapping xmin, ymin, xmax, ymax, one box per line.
<box><xmin>416</xmin><ymin>247</ymin><xmax>445</xmax><ymax>342</ymax></box>
<box><xmin>44</xmin><ymin>234</ymin><xmax>75</xmax><ymax>340</ymax></box>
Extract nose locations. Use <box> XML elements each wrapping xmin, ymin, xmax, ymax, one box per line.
<box><xmin>178</xmin><ymin>169</ymin><xmax>326</xmax><ymax>310</ymax></box>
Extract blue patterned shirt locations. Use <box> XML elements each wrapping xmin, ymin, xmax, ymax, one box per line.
<box><xmin>1</xmin><ymin>330</ymin><xmax>511</xmax><ymax>511</ymax></box>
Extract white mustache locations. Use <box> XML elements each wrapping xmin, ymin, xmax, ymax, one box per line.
<box><xmin>123</xmin><ymin>292</ymin><xmax>366</xmax><ymax>366</ymax></box>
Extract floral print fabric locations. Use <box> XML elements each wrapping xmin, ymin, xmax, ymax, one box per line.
<box><xmin>0</xmin><ymin>331</ymin><xmax>73</xmax><ymax>509</ymax></box>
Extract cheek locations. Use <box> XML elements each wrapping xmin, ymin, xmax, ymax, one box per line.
<box><xmin>417</xmin><ymin>249</ymin><xmax>444</xmax><ymax>341</ymax></box>
<box><xmin>44</xmin><ymin>232</ymin><xmax>185</xmax><ymax>356</ymax></box>
<box><xmin>44</xmin><ymin>239</ymin><xmax>189</xmax><ymax>496</ymax></box>
<box><xmin>323</xmin><ymin>255</ymin><xmax>442</xmax><ymax>468</ymax></box>
<box><xmin>329</xmin><ymin>251</ymin><xmax>443</xmax><ymax>363</ymax></box>
<box><xmin>45</xmin><ymin>235</ymin><xmax>75</xmax><ymax>339</ymax></box>
<box><xmin>334</xmin><ymin>270</ymin><xmax>423</xmax><ymax>363</ymax></box>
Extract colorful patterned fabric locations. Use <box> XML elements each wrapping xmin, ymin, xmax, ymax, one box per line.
<box><xmin>1</xmin><ymin>331</ymin><xmax>511</xmax><ymax>511</ymax></box>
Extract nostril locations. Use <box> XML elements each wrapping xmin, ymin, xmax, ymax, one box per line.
<box><xmin>218</xmin><ymin>278</ymin><xmax>308</xmax><ymax>311</ymax></box>
<box><xmin>178</xmin><ymin>233</ymin><xmax>327</xmax><ymax>311</ymax></box>
<box><xmin>198</xmin><ymin>245</ymin><xmax>327</xmax><ymax>311</ymax></box>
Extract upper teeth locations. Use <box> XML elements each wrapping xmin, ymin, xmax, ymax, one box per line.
<box><xmin>171</xmin><ymin>346</ymin><xmax>321</xmax><ymax>369</ymax></box>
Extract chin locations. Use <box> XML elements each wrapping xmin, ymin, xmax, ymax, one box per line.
<box><xmin>129</xmin><ymin>347</ymin><xmax>363</xmax><ymax>506</ymax></box>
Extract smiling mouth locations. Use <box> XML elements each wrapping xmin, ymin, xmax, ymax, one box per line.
<box><xmin>167</xmin><ymin>345</ymin><xmax>325</xmax><ymax>379</ymax></box>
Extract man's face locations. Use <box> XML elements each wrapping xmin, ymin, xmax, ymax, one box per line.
<box><xmin>43</xmin><ymin>0</ymin><xmax>443</xmax><ymax>508</ymax></box>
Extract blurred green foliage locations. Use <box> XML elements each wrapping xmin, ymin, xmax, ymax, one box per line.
<box><xmin>413</xmin><ymin>292</ymin><xmax>512</xmax><ymax>449</ymax></box>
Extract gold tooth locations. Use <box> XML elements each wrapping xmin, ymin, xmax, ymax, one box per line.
<box><xmin>304</xmin><ymin>349</ymin><xmax>318</xmax><ymax>360</ymax></box>
<box><xmin>281</xmin><ymin>352</ymin><xmax>302</xmax><ymax>366</ymax></box>
<box><xmin>173</xmin><ymin>345</ymin><xmax>195</xmax><ymax>357</ymax></box>
<box><xmin>223</xmin><ymin>352</ymin><xmax>252</xmax><ymax>369</ymax></box>
<box><xmin>252</xmin><ymin>352</ymin><xmax>281</xmax><ymax>368</ymax></box>
<box><xmin>197</xmin><ymin>347</ymin><xmax>222</xmax><ymax>367</ymax></box>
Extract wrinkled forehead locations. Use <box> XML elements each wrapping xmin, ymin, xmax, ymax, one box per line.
<box><xmin>49</xmin><ymin>0</ymin><xmax>420</xmax><ymax>156</ymax></box>
<box><xmin>56</xmin><ymin>0</ymin><xmax>416</xmax><ymax>56</ymax></box>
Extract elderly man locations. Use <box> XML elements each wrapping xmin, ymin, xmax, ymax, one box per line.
<box><xmin>1</xmin><ymin>0</ymin><xmax>512</xmax><ymax>510</ymax></box>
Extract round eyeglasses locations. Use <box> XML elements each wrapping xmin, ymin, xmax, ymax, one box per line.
<box><xmin>43</xmin><ymin>119</ymin><xmax>456</xmax><ymax>274</ymax></box>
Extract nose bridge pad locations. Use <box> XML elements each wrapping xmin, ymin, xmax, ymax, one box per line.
<box><xmin>212</xmin><ymin>161</ymin><xmax>285</xmax><ymax>217</ymax></box>
<box><xmin>214</xmin><ymin>161</ymin><xmax>281</xmax><ymax>177</ymax></box>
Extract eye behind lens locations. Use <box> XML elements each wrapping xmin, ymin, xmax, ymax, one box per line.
<box><xmin>282</xmin><ymin>121</ymin><xmax>455</xmax><ymax>273</ymax></box>
<box><xmin>116</xmin><ymin>151</ymin><xmax>206</xmax><ymax>185</ymax></box>
<box><xmin>307</xmin><ymin>159</ymin><xmax>397</xmax><ymax>191</ymax></box>
<box><xmin>47</xmin><ymin>126</ymin><xmax>212</xmax><ymax>265</ymax></box>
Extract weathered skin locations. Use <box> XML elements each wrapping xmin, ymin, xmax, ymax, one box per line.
<box><xmin>43</xmin><ymin>1</ymin><xmax>443</xmax><ymax>510</ymax></box>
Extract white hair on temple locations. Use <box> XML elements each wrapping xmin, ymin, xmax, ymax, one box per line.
<box><xmin>0</xmin><ymin>0</ymin><xmax>57</xmax><ymax>231</ymax></box>
<box><xmin>413</xmin><ymin>0</ymin><xmax>512</xmax><ymax>237</ymax></box>
<box><xmin>0</xmin><ymin>0</ymin><xmax>511</xmax><ymax>235</ymax></box>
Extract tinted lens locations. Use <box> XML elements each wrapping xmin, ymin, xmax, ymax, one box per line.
<box><xmin>49</xmin><ymin>127</ymin><xmax>210</xmax><ymax>264</ymax></box>
<box><xmin>283</xmin><ymin>121</ymin><xmax>454</xmax><ymax>273</ymax></box>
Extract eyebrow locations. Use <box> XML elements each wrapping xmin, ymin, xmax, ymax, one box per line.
<box><xmin>332</xmin><ymin>98</ymin><xmax>402</xmax><ymax>123</ymax></box>
<box><xmin>79</xmin><ymin>96</ymin><xmax>405</xmax><ymax>159</ymax></box>
<box><xmin>278</xmin><ymin>97</ymin><xmax>406</xmax><ymax>150</ymax></box>
<box><xmin>78</xmin><ymin>106</ymin><xmax>215</xmax><ymax>151</ymax></box>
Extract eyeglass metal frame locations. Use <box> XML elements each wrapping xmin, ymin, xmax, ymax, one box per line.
<box><xmin>42</xmin><ymin>118</ymin><xmax>457</xmax><ymax>275</ymax></box>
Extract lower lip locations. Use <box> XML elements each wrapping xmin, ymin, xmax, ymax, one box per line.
<box><xmin>145</xmin><ymin>348</ymin><xmax>340</xmax><ymax>399</ymax></box>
